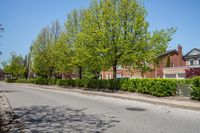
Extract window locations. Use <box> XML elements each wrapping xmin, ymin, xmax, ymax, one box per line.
<box><xmin>178</xmin><ymin>73</ymin><xmax>186</xmax><ymax>79</ymax></box>
<box><xmin>198</xmin><ymin>59</ymin><xmax>200</xmax><ymax>65</ymax></box>
<box><xmin>189</xmin><ymin>59</ymin><xmax>194</xmax><ymax>66</ymax></box>
<box><xmin>116</xmin><ymin>74</ymin><xmax>122</xmax><ymax>78</ymax></box>
<box><xmin>116</xmin><ymin>65</ymin><xmax>122</xmax><ymax>70</ymax></box>
<box><xmin>107</xmin><ymin>74</ymin><xmax>110</xmax><ymax>79</ymax></box>
<box><xmin>165</xmin><ymin>74</ymin><xmax>176</xmax><ymax>78</ymax></box>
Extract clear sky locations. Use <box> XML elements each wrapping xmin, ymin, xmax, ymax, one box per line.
<box><xmin>1</xmin><ymin>0</ymin><xmax>200</xmax><ymax>65</ymax></box>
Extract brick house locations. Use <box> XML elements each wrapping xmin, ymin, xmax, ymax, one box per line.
<box><xmin>101</xmin><ymin>45</ymin><xmax>186</xmax><ymax>79</ymax></box>
<box><xmin>158</xmin><ymin>45</ymin><xmax>186</xmax><ymax>78</ymax></box>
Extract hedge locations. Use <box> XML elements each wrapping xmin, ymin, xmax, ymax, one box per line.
<box><xmin>10</xmin><ymin>78</ymin><xmax>180</xmax><ymax>97</ymax></box>
<box><xmin>121</xmin><ymin>79</ymin><xmax>177</xmax><ymax>97</ymax></box>
<box><xmin>191</xmin><ymin>77</ymin><xmax>200</xmax><ymax>100</ymax></box>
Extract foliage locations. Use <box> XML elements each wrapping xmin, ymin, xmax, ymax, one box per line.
<box><xmin>15</xmin><ymin>79</ymin><xmax>35</xmax><ymax>84</ymax></box>
<box><xmin>78</xmin><ymin>0</ymin><xmax>176</xmax><ymax>78</ymax></box>
<box><xmin>185</xmin><ymin>68</ymin><xmax>200</xmax><ymax>78</ymax></box>
<box><xmin>2</xmin><ymin>53</ymin><xmax>26</xmax><ymax>79</ymax></box>
<box><xmin>121</xmin><ymin>78</ymin><xmax>177</xmax><ymax>97</ymax></box>
<box><xmin>191</xmin><ymin>77</ymin><xmax>200</xmax><ymax>100</ymax></box>
<box><xmin>14</xmin><ymin>77</ymin><xmax>178</xmax><ymax>97</ymax></box>
<box><xmin>31</xmin><ymin>20</ymin><xmax>62</xmax><ymax>78</ymax></box>
<box><xmin>5</xmin><ymin>78</ymin><xmax>16</xmax><ymax>83</ymax></box>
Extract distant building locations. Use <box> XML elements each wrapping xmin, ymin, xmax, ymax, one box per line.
<box><xmin>184</xmin><ymin>48</ymin><xmax>200</xmax><ymax>67</ymax></box>
<box><xmin>101</xmin><ymin>45</ymin><xmax>199</xmax><ymax>79</ymax></box>
<box><xmin>161</xmin><ymin>45</ymin><xmax>186</xmax><ymax>79</ymax></box>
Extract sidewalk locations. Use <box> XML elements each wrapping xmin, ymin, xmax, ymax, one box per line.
<box><xmin>15</xmin><ymin>83</ymin><xmax>200</xmax><ymax>111</ymax></box>
<box><xmin>0</xmin><ymin>93</ymin><xmax>15</xmax><ymax>132</ymax></box>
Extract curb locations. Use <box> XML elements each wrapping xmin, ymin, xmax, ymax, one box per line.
<box><xmin>0</xmin><ymin>93</ymin><xmax>15</xmax><ymax>132</ymax></box>
<box><xmin>13</xmin><ymin>83</ymin><xmax>200</xmax><ymax>111</ymax></box>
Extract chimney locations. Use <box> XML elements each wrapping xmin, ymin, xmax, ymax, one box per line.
<box><xmin>178</xmin><ymin>45</ymin><xmax>183</xmax><ymax>66</ymax></box>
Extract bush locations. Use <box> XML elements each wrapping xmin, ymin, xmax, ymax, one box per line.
<box><xmin>5</xmin><ymin>78</ymin><xmax>16</xmax><ymax>83</ymax></box>
<box><xmin>121</xmin><ymin>78</ymin><xmax>177</xmax><ymax>97</ymax></box>
<box><xmin>85</xmin><ymin>79</ymin><xmax>121</xmax><ymax>90</ymax></box>
<box><xmin>34</xmin><ymin>78</ymin><xmax>49</xmax><ymax>85</ymax></box>
<box><xmin>7</xmin><ymin>77</ymin><xmax>185</xmax><ymax>97</ymax></box>
<box><xmin>15</xmin><ymin>79</ymin><xmax>28</xmax><ymax>83</ymax></box>
<box><xmin>191</xmin><ymin>77</ymin><xmax>200</xmax><ymax>100</ymax></box>
<box><xmin>48</xmin><ymin>79</ymin><xmax>57</xmax><ymax>85</ymax></box>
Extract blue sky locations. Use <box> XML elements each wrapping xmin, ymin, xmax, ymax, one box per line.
<box><xmin>0</xmin><ymin>0</ymin><xmax>200</xmax><ymax>65</ymax></box>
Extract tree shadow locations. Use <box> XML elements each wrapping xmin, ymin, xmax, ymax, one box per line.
<box><xmin>9</xmin><ymin>105</ymin><xmax>120</xmax><ymax>133</ymax></box>
<box><xmin>0</xmin><ymin>90</ymin><xmax>19</xmax><ymax>93</ymax></box>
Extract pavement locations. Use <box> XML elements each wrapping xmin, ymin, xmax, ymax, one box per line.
<box><xmin>0</xmin><ymin>92</ymin><xmax>15</xmax><ymax>132</ymax></box>
<box><xmin>0</xmin><ymin>82</ymin><xmax>200</xmax><ymax>133</ymax></box>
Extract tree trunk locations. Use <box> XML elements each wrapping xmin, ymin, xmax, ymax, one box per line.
<box><xmin>112</xmin><ymin>65</ymin><xmax>117</xmax><ymax>79</ymax></box>
<box><xmin>79</xmin><ymin>66</ymin><xmax>82</xmax><ymax>79</ymax></box>
<box><xmin>141</xmin><ymin>70</ymin><xmax>145</xmax><ymax>78</ymax></box>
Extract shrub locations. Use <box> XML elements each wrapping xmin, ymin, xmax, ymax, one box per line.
<box><xmin>5</xmin><ymin>78</ymin><xmax>16</xmax><ymax>83</ymax></box>
<box><xmin>85</xmin><ymin>79</ymin><xmax>121</xmax><ymax>90</ymax></box>
<box><xmin>7</xmin><ymin>77</ymin><xmax>183</xmax><ymax>97</ymax></box>
<box><xmin>15</xmin><ymin>79</ymin><xmax>28</xmax><ymax>83</ymax></box>
<box><xmin>48</xmin><ymin>79</ymin><xmax>57</xmax><ymax>85</ymax></box>
<box><xmin>120</xmin><ymin>78</ymin><xmax>177</xmax><ymax>97</ymax></box>
<box><xmin>191</xmin><ymin>77</ymin><xmax>200</xmax><ymax>100</ymax></box>
<box><xmin>56</xmin><ymin>79</ymin><xmax>69</xmax><ymax>87</ymax></box>
<box><xmin>34</xmin><ymin>77</ymin><xmax>49</xmax><ymax>85</ymax></box>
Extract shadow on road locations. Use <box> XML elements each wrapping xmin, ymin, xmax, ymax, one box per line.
<box><xmin>10</xmin><ymin>105</ymin><xmax>120</xmax><ymax>133</ymax></box>
<box><xmin>0</xmin><ymin>90</ymin><xmax>19</xmax><ymax>93</ymax></box>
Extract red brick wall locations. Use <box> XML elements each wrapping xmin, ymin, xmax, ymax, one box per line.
<box><xmin>101</xmin><ymin>46</ymin><xmax>186</xmax><ymax>79</ymax></box>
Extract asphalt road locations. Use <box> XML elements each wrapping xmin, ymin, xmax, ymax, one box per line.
<box><xmin>0</xmin><ymin>82</ymin><xmax>200</xmax><ymax>133</ymax></box>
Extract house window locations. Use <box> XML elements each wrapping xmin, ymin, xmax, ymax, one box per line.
<box><xmin>116</xmin><ymin>65</ymin><xmax>122</xmax><ymax>70</ymax></box>
<box><xmin>107</xmin><ymin>74</ymin><xmax>110</xmax><ymax>79</ymax></box>
<box><xmin>198</xmin><ymin>59</ymin><xmax>200</xmax><ymax>65</ymax></box>
<box><xmin>165</xmin><ymin>74</ymin><xmax>176</xmax><ymax>78</ymax></box>
<box><xmin>189</xmin><ymin>59</ymin><xmax>194</xmax><ymax>66</ymax></box>
<box><xmin>116</xmin><ymin>74</ymin><xmax>122</xmax><ymax>78</ymax></box>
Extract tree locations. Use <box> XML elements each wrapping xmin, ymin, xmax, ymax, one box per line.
<box><xmin>2</xmin><ymin>53</ymin><xmax>26</xmax><ymax>79</ymax></box>
<box><xmin>0</xmin><ymin>24</ymin><xmax>4</xmax><ymax>55</ymax></box>
<box><xmin>0</xmin><ymin>24</ymin><xmax>4</xmax><ymax>38</ymax></box>
<box><xmin>31</xmin><ymin>20</ymin><xmax>62</xmax><ymax>78</ymax></box>
<box><xmin>64</xmin><ymin>9</ymin><xmax>85</xmax><ymax>79</ymax></box>
<box><xmin>53</xmin><ymin>33</ymin><xmax>73</xmax><ymax>77</ymax></box>
<box><xmin>185</xmin><ymin>68</ymin><xmax>200</xmax><ymax>78</ymax></box>
<box><xmin>79</xmin><ymin>0</ymin><xmax>176</xmax><ymax>79</ymax></box>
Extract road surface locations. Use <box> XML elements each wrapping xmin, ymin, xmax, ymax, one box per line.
<box><xmin>0</xmin><ymin>82</ymin><xmax>200</xmax><ymax>133</ymax></box>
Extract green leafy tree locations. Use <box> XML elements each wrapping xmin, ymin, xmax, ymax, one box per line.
<box><xmin>31</xmin><ymin>20</ymin><xmax>62</xmax><ymax>78</ymax></box>
<box><xmin>64</xmin><ymin>9</ymin><xmax>85</xmax><ymax>79</ymax></box>
<box><xmin>0</xmin><ymin>24</ymin><xmax>5</xmax><ymax>55</ymax></box>
<box><xmin>0</xmin><ymin>24</ymin><xmax>4</xmax><ymax>38</ymax></box>
<box><xmin>2</xmin><ymin>53</ymin><xmax>26</xmax><ymax>79</ymax></box>
<box><xmin>80</xmin><ymin>0</ymin><xmax>176</xmax><ymax>79</ymax></box>
<box><xmin>53</xmin><ymin>33</ymin><xmax>73</xmax><ymax>76</ymax></box>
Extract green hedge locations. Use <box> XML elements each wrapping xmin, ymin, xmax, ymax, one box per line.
<box><xmin>10</xmin><ymin>78</ymin><xmax>177</xmax><ymax>97</ymax></box>
<box><xmin>191</xmin><ymin>77</ymin><xmax>200</xmax><ymax>100</ymax></box>
<box><xmin>12</xmin><ymin>78</ymin><xmax>178</xmax><ymax>97</ymax></box>
<box><xmin>5</xmin><ymin>78</ymin><xmax>16</xmax><ymax>83</ymax></box>
<box><xmin>56</xmin><ymin>79</ymin><xmax>122</xmax><ymax>90</ymax></box>
<box><xmin>121</xmin><ymin>79</ymin><xmax>177</xmax><ymax>97</ymax></box>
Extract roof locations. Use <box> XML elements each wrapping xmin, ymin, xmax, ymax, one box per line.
<box><xmin>184</xmin><ymin>48</ymin><xmax>200</xmax><ymax>57</ymax></box>
<box><xmin>158</xmin><ymin>49</ymin><xmax>177</xmax><ymax>57</ymax></box>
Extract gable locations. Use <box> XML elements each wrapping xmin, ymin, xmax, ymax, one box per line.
<box><xmin>185</xmin><ymin>48</ymin><xmax>200</xmax><ymax>57</ymax></box>
<box><xmin>188</xmin><ymin>49</ymin><xmax>200</xmax><ymax>56</ymax></box>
